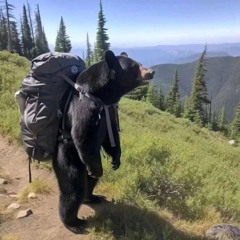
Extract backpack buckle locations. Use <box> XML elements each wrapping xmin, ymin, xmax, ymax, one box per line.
<box><xmin>58</xmin><ymin>131</ymin><xmax>72</xmax><ymax>143</ymax></box>
<box><xmin>57</xmin><ymin>109</ymin><xmax>62</xmax><ymax>118</ymax></box>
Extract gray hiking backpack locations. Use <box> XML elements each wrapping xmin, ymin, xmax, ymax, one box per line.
<box><xmin>15</xmin><ymin>52</ymin><xmax>85</xmax><ymax>162</ymax></box>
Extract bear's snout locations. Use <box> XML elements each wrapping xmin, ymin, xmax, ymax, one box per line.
<box><xmin>140</xmin><ymin>66</ymin><xmax>155</xmax><ymax>80</ymax></box>
<box><xmin>149</xmin><ymin>70</ymin><xmax>155</xmax><ymax>78</ymax></box>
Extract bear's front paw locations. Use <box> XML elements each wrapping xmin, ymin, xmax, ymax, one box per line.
<box><xmin>87</xmin><ymin>164</ymin><xmax>103</xmax><ymax>178</ymax></box>
<box><xmin>112</xmin><ymin>158</ymin><xmax>120</xmax><ymax>170</ymax></box>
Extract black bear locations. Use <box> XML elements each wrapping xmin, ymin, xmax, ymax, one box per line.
<box><xmin>52</xmin><ymin>50</ymin><xmax>155</xmax><ymax>234</ymax></box>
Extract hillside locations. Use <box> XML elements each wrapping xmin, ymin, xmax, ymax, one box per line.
<box><xmin>1</xmin><ymin>51</ymin><xmax>240</xmax><ymax>240</ymax></box>
<box><xmin>151</xmin><ymin>56</ymin><xmax>240</xmax><ymax>121</ymax></box>
<box><xmin>0</xmin><ymin>51</ymin><xmax>30</xmax><ymax>139</ymax></box>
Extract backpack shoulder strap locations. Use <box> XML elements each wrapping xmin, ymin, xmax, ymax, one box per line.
<box><xmin>58</xmin><ymin>73</ymin><xmax>82</xmax><ymax>92</ymax></box>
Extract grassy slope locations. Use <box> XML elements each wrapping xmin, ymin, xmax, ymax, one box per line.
<box><xmin>1</xmin><ymin>51</ymin><xmax>240</xmax><ymax>239</ymax></box>
<box><xmin>0</xmin><ymin>51</ymin><xmax>29</xmax><ymax>140</ymax></box>
<box><xmin>91</xmin><ymin>99</ymin><xmax>240</xmax><ymax>239</ymax></box>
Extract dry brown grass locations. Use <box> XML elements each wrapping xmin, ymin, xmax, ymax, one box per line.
<box><xmin>0</xmin><ymin>234</ymin><xmax>21</xmax><ymax>240</ymax></box>
<box><xmin>19</xmin><ymin>178</ymin><xmax>51</xmax><ymax>203</ymax></box>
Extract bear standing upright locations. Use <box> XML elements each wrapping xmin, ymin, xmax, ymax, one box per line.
<box><xmin>52</xmin><ymin>50</ymin><xmax>155</xmax><ymax>234</ymax></box>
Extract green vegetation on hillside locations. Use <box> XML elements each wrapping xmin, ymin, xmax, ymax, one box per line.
<box><xmin>0</xmin><ymin>51</ymin><xmax>29</xmax><ymax>139</ymax></box>
<box><xmin>101</xmin><ymin>99</ymin><xmax>240</xmax><ymax>218</ymax></box>
<box><xmin>152</xmin><ymin>56</ymin><xmax>240</xmax><ymax>122</ymax></box>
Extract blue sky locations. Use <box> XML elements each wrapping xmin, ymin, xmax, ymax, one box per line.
<box><xmin>10</xmin><ymin>0</ymin><xmax>240</xmax><ymax>48</ymax></box>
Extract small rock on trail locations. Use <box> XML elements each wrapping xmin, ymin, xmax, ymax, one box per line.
<box><xmin>0</xmin><ymin>178</ymin><xmax>8</xmax><ymax>185</ymax></box>
<box><xmin>7</xmin><ymin>202</ymin><xmax>21</xmax><ymax>210</ymax></box>
<box><xmin>16</xmin><ymin>208</ymin><xmax>33</xmax><ymax>219</ymax></box>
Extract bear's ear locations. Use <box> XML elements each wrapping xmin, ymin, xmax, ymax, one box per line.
<box><xmin>120</xmin><ymin>52</ymin><xmax>128</xmax><ymax>57</ymax></box>
<box><xmin>104</xmin><ymin>50</ymin><xmax>117</xmax><ymax>69</ymax></box>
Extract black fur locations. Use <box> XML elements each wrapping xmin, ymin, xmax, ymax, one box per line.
<box><xmin>53</xmin><ymin>50</ymin><xmax>154</xmax><ymax>234</ymax></box>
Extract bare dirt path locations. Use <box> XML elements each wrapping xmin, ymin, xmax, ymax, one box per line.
<box><xmin>0</xmin><ymin>136</ymin><xmax>95</xmax><ymax>240</ymax></box>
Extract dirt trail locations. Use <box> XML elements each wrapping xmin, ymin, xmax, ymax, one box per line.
<box><xmin>0</xmin><ymin>136</ymin><xmax>95</xmax><ymax>240</ymax></box>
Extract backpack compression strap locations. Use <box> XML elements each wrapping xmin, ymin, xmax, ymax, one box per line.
<box><xmin>60</xmin><ymin>74</ymin><xmax>118</xmax><ymax>148</ymax></box>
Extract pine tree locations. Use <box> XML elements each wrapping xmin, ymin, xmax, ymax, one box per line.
<box><xmin>94</xmin><ymin>0</ymin><xmax>110</xmax><ymax>62</ymax></box>
<box><xmin>184</xmin><ymin>46</ymin><xmax>210</xmax><ymax>126</ymax></box>
<box><xmin>1</xmin><ymin>1</ymin><xmax>21</xmax><ymax>54</ymax></box>
<box><xmin>86</xmin><ymin>33</ymin><xmax>93</xmax><ymax>67</ymax></box>
<box><xmin>55</xmin><ymin>16</ymin><xmax>72</xmax><ymax>53</ymax></box>
<box><xmin>10</xmin><ymin>21</ymin><xmax>21</xmax><ymax>54</ymax></box>
<box><xmin>166</xmin><ymin>70</ymin><xmax>181</xmax><ymax>117</ymax></box>
<box><xmin>218</xmin><ymin>107</ymin><xmax>227</xmax><ymax>132</ymax></box>
<box><xmin>22</xmin><ymin>4</ymin><xmax>33</xmax><ymax>58</ymax></box>
<box><xmin>156</xmin><ymin>86</ymin><xmax>165</xmax><ymax>111</ymax></box>
<box><xmin>0</xmin><ymin>8</ymin><xmax>8</xmax><ymax>50</ymax></box>
<box><xmin>4</xmin><ymin>0</ymin><xmax>15</xmax><ymax>52</ymax></box>
<box><xmin>147</xmin><ymin>84</ymin><xmax>158</xmax><ymax>108</ymax></box>
<box><xmin>231</xmin><ymin>104</ymin><xmax>240</xmax><ymax>139</ymax></box>
<box><xmin>19</xmin><ymin>15</ymin><xmax>23</xmax><ymax>52</ymax></box>
<box><xmin>34</xmin><ymin>4</ymin><xmax>49</xmax><ymax>56</ymax></box>
<box><xmin>27</xmin><ymin>1</ymin><xmax>35</xmax><ymax>45</ymax></box>
<box><xmin>42</xmin><ymin>27</ymin><xmax>49</xmax><ymax>50</ymax></box>
<box><xmin>208</xmin><ymin>111</ymin><xmax>219</xmax><ymax>131</ymax></box>
<box><xmin>125</xmin><ymin>86</ymin><xmax>148</xmax><ymax>101</ymax></box>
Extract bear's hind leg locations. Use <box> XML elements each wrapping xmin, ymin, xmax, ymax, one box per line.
<box><xmin>59</xmin><ymin>191</ymin><xmax>87</xmax><ymax>234</ymax></box>
<box><xmin>53</xmin><ymin>143</ymin><xmax>87</xmax><ymax>234</ymax></box>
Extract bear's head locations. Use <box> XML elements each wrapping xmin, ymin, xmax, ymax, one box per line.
<box><xmin>77</xmin><ymin>50</ymin><xmax>155</xmax><ymax>105</ymax></box>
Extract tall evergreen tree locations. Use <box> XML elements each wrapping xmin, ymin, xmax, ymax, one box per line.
<box><xmin>219</xmin><ymin>107</ymin><xmax>227</xmax><ymax>133</ymax></box>
<box><xmin>55</xmin><ymin>16</ymin><xmax>72</xmax><ymax>53</ymax></box>
<box><xmin>231</xmin><ymin>104</ymin><xmax>240</xmax><ymax>139</ymax></box>
<box><xmin>166</xmin><ymin>70</ymin><xmax>182</xmax><ymax>117</ymax></box>
<box><xmin>10</xmin><ymin>21</ymin><xmax>21</xmax><ymax>54</ymax></box>
<box><xmin>1</xmin><ymin>2</ymin><xmax>21</xmax><ymax>54</ymax></box>
<box><xmin>86</xmin><ymin>33</ymin><xmax>93</xmax><ymax>67</ymax></box>
<box><xmin>19</xmin><ymin>15</ymin><xmax>23</xmax><ymax>52</ymax></box>
<box><xmin>156</xmin><ymin>86</ymin><xmax>165</xmax><ymax>111</ymax></box>
<box><xmin>42</xmin><ymin>27</ymin><xmax>49</xmax><ymax>50</ymax></box>
<box><xmin>208</xmin><ymin>111</ymin><xmax>219</xmax><ymax>131</ymax></box>
<box><xmin>184</xmin><ymin>46</ymin><xmax>210</xmax><ymax>126</ymax></box>
<box><xmin>34</xmin><ymin>4</ymin><xmax>49</xmax><ymax>55</ymax></box>
<box><xmin>22</xmin><ymin>4</ymin><xmax>33</xmax><ymax>58</ymax></box>
<box><xmin>147</xmin><ymin>84</ymin><xmax>158</xmax><ymax>108</ymax></box>
<box><xmin>4</xmin><ymin>0</ymin><xmax>14</xmax><ymax>52</ymax></box>
<box><xmin>0</xmin><ymin>8</ymin><xmax>8</xmax><ymax>50</ymax></box>
<box><xmin>27</xmin><ymin>1</ymin><xmax>35</xmax><ymax>45</ymax></box>
<box><xmin>94</xmin><ymin>0</ymin><xmax>110</xmax><ymax>62</ymax></box>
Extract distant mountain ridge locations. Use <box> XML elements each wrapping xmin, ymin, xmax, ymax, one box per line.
<box><xmin>151</xmin><ymin>56</ymin><xmax>240</xmax><ymax>121</ymax></box>
<box><xmin>112</xmin><ymin>43</ymin><xmax>240</xmax><ymax>66</ymax></box>
<box><xmin>70</xmin><ymin>43</ymin><xmax>240</xmax><ymax>66</ymax></box>
<box><xmin>174</xmin><ymin>51</ymin><xmax>230</xmax><ymax>64</ymax></box>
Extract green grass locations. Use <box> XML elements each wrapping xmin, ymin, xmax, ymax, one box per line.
<box><xmin>98</xmin><ymin>99</ymin><xmax>240</xmax><ymax>221</ymax></box>
<box><xmin>87</xmin><ymin>201</ymin><xmax>206</xmax><ymax>240</ymax></box>
<box><xmin>1</xmin><ymin>51</ymin><xmax>240</xmax><ymax>239</ymax></box>
<box><xmin>0</xmin><ymin>51</ymin><xmax>29</xmax><ymax>140</ymax></box>
<box><xmin>93</xmin><ymin>98</ymin><xmax>240</xmax><ymax>238</ymax></box>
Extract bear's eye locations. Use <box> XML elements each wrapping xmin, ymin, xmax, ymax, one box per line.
<box><xmin>129</xmin><ymin>64</ymin><xmax>141</xmax><ymax>79</ymax></box>
<box><xmin>131</xmin><ymin>62</ymin><xmax>140</xmax><ymax>71</ymax></box>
